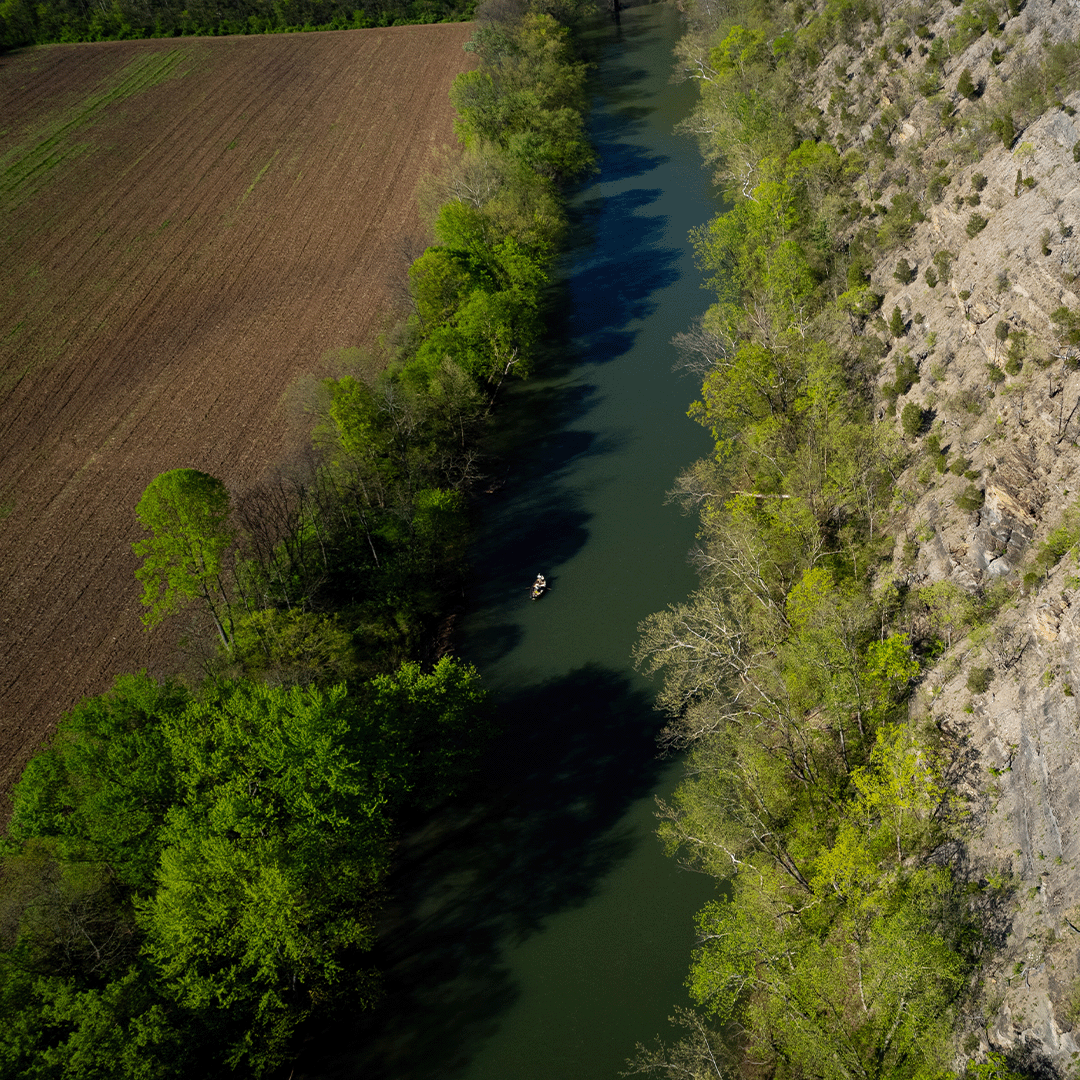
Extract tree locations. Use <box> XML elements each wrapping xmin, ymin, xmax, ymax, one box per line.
<box><xmin>957</xmin><ymin>66</ymin><xmax>977</xmax><ymax>98</ymax></box>
<box><xmin>408</xmin><ymin>244</ymin><xmax>478</xmax><ymax>331</ymax></box>
<box><xmin>450</xmin><ymin>13</ymin><xmax>593</xmax><ymax>182</ymax></box>
<box><xmin>901</xmin><ymin>400</ymin><xmax>925</xmax><ymax>437</ymax></box>
<box><xmin>687</xmin><ymin>860</ymin><xmax>969</xmax><ymax>1080</ymax></box>
<box><xmin>137</xmin><ymin>679</ymin><xmax>397</xmax><ymax>1074</ymax></box>
<box><xmin>657</xmin><ymin>731</ymin><xmax>815</xmax><ymax>889</ymax></box>
<box><xmin>850</xmin><ymin>723</ymin><xmax>945</xmax><ymax>860</ymax></box>
<box><xmin>8</xmin><ymin>673</ymin><xmax>188</xmax><ymax>890</ymax></box>
<box><xmin>0</xmin><ymin>839</ymin><xmax>136</xmax><ymax>981</ymax></box>
<box><xmin>228</xmin><ymin>609</ymin><xmax>360</xmax><ymax>688</ymax></box>
<box><xmin>412</xmin><ymin>234</ymin><xmax>546</xmax><ymax>391</ymax></box>
<box><xmin>622</xmin><ymin>1007</ymin><xmax>729</xmax><ymax>1079</ymax></box>
<box><xmin>991</xmin><ymin>113</ymin><xmax>1015</xmax><ymax>148</ymax></box>
<box><xmin>133</xmin><ymin>470</ymin><xmax>235</xmax><ymax>648</ymax></box>
<box><xmin>2</xmin><ymin>658</ymin><xmax>489</xmax><ymax>1077</ymax></box>
<box><xmin>837</xmin><ymin>285</ymin><xmax>883</xmax><ymax>330</ymax></box>
<box><xmin>920</xmin><ymin>580</ymin><xmax>977</xmax><ymax>649</ymax></box>
<box><xmin>0</xmin><ymin>963</ymin><xmax>193</xmax><ymax>1080</ymax></box>
<box><xmin>994</xmin><ymin>318</ymin><xmax>1010</xmax><ymax>361</ymax></box>
<box><xmin>325</xmin><ymin>373</ymin><xmax>421</xmax><ymax>507</ymax></box>
<box><xmin>360</xmin><ymin>657</ymin><xmax>490</xmax><ymax>805</ymax></box>
<box><xmin>1</xmin><ymin>676</ymin><xmax>197</xmax><ymax>1079</ymax></box>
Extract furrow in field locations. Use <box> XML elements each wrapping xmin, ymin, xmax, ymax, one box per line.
<box><xmin>0</xmin><ymin>24</ymin><xmax>475</xmax><ymax>806</ymax></box>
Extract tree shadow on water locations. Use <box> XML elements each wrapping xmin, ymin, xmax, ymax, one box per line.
<box><xmin>594</xmin><ymin>142</ymin><xmax>670</xmax><ymax>183</ymax></box>
<box><xmin>465</xmin><ymin>377</ymin><xmax>630</xmax><ymax>637</ymax></box>
<box><xmin>587</xmin><ymin>94</ymin><xmax>670</xmax><ymax>180</ymax></box>
<box><xmin>566</xmin><ymin>191</ymin><xmax>680</xmax><ymax>360</ymax></box>
<box><xmin>588</xmin><ymin>103</ymin><xmax>671</xmax><ymax>181</ymax></box>
<box><xmin>298</xmin><ymin>664</ymin><xmax>671</xmax><ymax>1080</ymax></box>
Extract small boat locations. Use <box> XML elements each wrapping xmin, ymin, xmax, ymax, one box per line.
<box><xmin>531</xmin><ymin>574</ymin><xmax>547</xmax><ymax>600</ymax></box>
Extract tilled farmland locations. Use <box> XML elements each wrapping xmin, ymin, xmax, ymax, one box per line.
<box><xmin>0</xmin><ymin>24</ymin><xmax>474</xmax><ymax>807</ymax></box>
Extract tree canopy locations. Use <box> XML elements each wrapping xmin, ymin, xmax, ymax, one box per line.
<box><xmin>0</xmin><ymin>0</ymin><xmax>476</xmax><ymax>52</ymax></box>
<box><xmin>133</xmin><ymin>469</ymin><xmax>235</xmax><ymax>647</ymax></box>
<box><xmin>1</xmin><ymin>661</ymin><xmax>487</xmax><ymax>1077</ymax></box>
<box><xmin>628</xmin><ymin>0</ymin><xmax>1002</xmax><ymax>1073</ymax></box>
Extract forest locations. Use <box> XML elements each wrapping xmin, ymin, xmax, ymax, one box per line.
<box><xmin>0</xmin><ymin>0</ymin><xmax>596</xmax><ymax>1074</ymax></box>
<box><xmin>0</xmin><ymin>0</ymin><xmax>472</xmax><ymax>51</ymax></box>
<box><xmin>627</xmin><ymin>0</ymin><xmax>1080</xmax><ymax>1076</ymax></box>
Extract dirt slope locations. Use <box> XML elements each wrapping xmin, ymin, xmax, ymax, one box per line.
<box><xmin>0</xmin><ymin>24</ymin><xmax>474</xmax><ymax>807</ymax></box>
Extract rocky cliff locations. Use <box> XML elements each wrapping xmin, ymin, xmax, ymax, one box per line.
<box><xmin>804</xmin><ymin>0</ymin><xmax>1080</xmax><ymax>1066</ymax></box>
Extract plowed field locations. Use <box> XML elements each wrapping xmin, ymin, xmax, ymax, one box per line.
<box><xmin>0</xmin><ymin>24</ymin><xmax>475</xmax><ymax>807</ymax></box>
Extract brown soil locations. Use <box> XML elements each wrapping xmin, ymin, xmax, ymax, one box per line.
<box><xmin>0</xmin><ymin>24</ymin><xmax>475</xmax><ymax>809</ymax></box>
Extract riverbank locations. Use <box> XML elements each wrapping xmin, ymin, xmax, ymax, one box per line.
<box><xmin>296</xmin><ymin>4</ymin><xmax>726</xmax><ymax>1077</ymax></box>
<box><xmin>634</xmin><ymin>0</ymin><xmax>1080</xmax><ymax>1072</ymax></box>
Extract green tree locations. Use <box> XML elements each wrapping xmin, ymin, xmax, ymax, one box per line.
<box><xmin>410</xmin><ymin>226</ymin><xmax>546</xmax><ymax>391</ymax></box>
<box><xmin>408</xmin><ymin>244</ymin><xmax>479</xmax><ymax>331</ymax></box>
<box><xmin>688</xmin><ymin>864</ymin><xmax>968</xmax><ymax>1080</ymax></box>
<box><xmin>137</xmin><ymin>679</ymin><xmax>396</xmax><ymax>1074</ymax></box>
<box><xmin>361</xmin><ymin>656</ymin><xmax>489</xmax><ymax>804</ymax></box>
<box><xmin>933</xmin><ymin>249</ymin><xmax>954</xmax><ymax>282</ymax></box>
<box><xmin>1</xmin><ymin>676</ymin><xmax>197</xmax><ymax>1079</ymax></box>
<box><xmin>622</xmin><ymin>1006</ymin><xmax>730</xmax><ymax>1080</ymax></box>
<box><xmin>2</xmin><ymin>659</ymin><xmax>488</xmax><ymax>1077</ymax></box>
<box><xmin>957</xmin><ymin>67</ymin><xmax>977</xmax><ymax>98</ymax></box>
<box><xmin>228</xmin><ymin>609</ymin><xmax>360</xmax><ymax>687</ymax></box>
<box><xmin>920</xmin><ymin>580</ymin><xmax>977</xmax><ymax>648</ymax></box>
<box><xmin>8</xmin><ymin>673</ymin><xmax>188</xmax><ymax>889</ymax></box>
<box><xmin>991</xmin><ymin>113</ymin><xmax>1016</xmax><ymax>148</ymax></box>
<box><xmin>325</xmin><ymin>372</ymin><xmax>421</xmax><ymax>507</ymax></box>
<box><xmin>901</xmin><ymin>400</ymin><xmax>925</xmax><ymax>437</ymax></box>
<box><xmin>133</xmin><ymin>470</ymin><xmax>236</xmax><ymax>648</ymax></box>
<box><xmin>850</xmin><ymin>723</ymin><xmax>945</xmax><ymax>860</ymax></box>
<box><xmin>837</xmin><ymin>285</ymin><xmax>883</xmax><ymax>329</ymax></box>
<box><xmin>676</xmin><ymin>22</ymin><xmax>799</xmax><ymax>195</ymax></box>
<box><xmin>451</xmin><ymin>13</ymin><xmax>593</xmax><ymax>182</ymax></box>
<box><xmin>877</xmin><ymin>192</ymin><xmax>925</xmax><ymax>249</ymax></box>
<box><xmin>656</xmin><ymin>730</ymin><xmax>815</xmax><ymax>890</ymax></box>
<box><xmin>0</xmin><ymin>963</ymin><xmax>192</xmax><ymax>1080</ymax></box>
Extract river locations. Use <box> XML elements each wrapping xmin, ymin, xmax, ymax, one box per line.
<box><xmin>303</xmin><ymin>4</ymin><xmax>723</xmax><ymax>1077</ymax></box>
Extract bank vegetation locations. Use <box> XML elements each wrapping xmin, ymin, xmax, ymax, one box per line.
<box><xmin>630</xmin><ymin>0</ymin><xmax>1080</xmax><ymax>1076</ymax></box>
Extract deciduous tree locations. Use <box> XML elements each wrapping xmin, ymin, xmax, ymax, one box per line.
<box><xmin>133</xmin><ymin>470</ymin><xmax>236</xmax><ymax>648</ymax></box>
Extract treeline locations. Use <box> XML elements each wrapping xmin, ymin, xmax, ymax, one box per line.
<box><xmin>0</xmin><ymin>0</ymin><xmax>471</xmax><ymax>52</ymax></box>
<box><xmin>0</xmin><ymin>1</ymin><xmax>595</xmax><ymax>1076</ymax></box>
<box><xmin>626</xmin><ymin>1</ymin><xmax>1021</xmax><ymax>1077</ymax></box>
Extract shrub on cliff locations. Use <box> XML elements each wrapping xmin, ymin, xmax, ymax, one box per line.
<box><xmin>901</xmin><ymin>401</ymin><xmax>926</xmax><ymax>437</ymax></box>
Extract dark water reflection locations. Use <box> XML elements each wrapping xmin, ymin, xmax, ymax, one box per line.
<box><xmin>298</xmin><ymin>4</ymin><xmax>723</xmax><ymax>1078</ymax></box>
<box><xmin>305</xmin><ymin>666</ymin><xmax>667</xmax><ymax>1080</ymax></box>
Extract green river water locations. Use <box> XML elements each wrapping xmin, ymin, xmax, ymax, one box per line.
<box><xmin>305</xmin><ymin>4</ymin><xmax>725</xmax><ymax>1076</ymax></box>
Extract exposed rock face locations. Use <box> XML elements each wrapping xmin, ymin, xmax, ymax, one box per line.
<box><xmin>972</xmin><ymin>446</ymin><xmax>1045</xmax><ymax>576</ymax></box>
<box><xmin>816</xmin><ymin>0</ymin><xmax>1080</xmax><ymax>1063</ymax></box>
<box><xmin>940</xmin><ymin>585</ymin><xmax>1080</xmax><ymax>1070</ymax></box>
